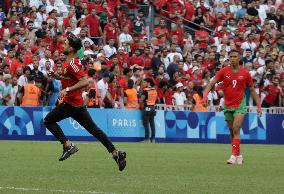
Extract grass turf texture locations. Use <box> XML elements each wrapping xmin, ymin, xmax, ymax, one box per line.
<box><xmin>0</xmin><ymin>141</ymin><xmax>284</xmax><ymax>194</ymax></box>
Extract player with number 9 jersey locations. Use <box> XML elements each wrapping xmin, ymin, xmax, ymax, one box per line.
<box><xmin>215</xmin><ymin>66</ymin><xmax>253</xmax><ymax>109</ymax></box>
<box><xmin>203</xmin><ymin>50</ymin><xmax>261</xmax><ymax>165</ymax></box>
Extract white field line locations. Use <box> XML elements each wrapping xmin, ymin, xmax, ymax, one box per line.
<box><xmin>0</xmin><ymin>186</ymin><xmax>116</xmax><ymax>194</ymax></box>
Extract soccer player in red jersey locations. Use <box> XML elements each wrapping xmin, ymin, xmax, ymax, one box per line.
<box><xmin>203</xmin><ymin>50</ymin><xmax>262</xmax><ymax>165</ymax></box>
<box><xmin>44</xmin><ymin>34</ymin><xmax>126</xmax><ymax>171</ymax></box>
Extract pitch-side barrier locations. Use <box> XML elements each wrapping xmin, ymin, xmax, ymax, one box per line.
<box><xmin>0</xmin><ymin>106</ymin><xmax>283</xmax><ymax>144</ymax></box>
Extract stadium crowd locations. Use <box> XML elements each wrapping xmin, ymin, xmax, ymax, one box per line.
<box><xmin>0</xmin><ymin>0</ymin><xmax>283</xmax><ymax>109</ymax></box>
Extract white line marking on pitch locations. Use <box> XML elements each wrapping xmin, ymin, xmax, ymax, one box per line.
<box><xmin>0</xmin><ymin>186</ymin><xmax>116</xmax><ymax>194</ymax></box>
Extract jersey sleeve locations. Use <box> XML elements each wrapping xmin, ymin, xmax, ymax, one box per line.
<box><xmin>215</xmin><ymin>68</ymin><xmax>224</xmax><ymax>82</ymax></box>
<box><xmin>246</xmin><ymin>70</ymin><xmax>253</xmax><ymax>87</ymax></box>
<box><xmin>67</xmin><ymin>58</ymin><xmax>86</xmax><ymax>80</ymax></box>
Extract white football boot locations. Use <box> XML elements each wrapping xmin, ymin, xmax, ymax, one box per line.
<box><xmin>226</xmin><ymin>155</ymin><xmax>237</xmax><ymax>164</ymax></box>
<box><xmin>236</xmin><ymin>155</ymin><xmax>244</xmax><ymax>165</ymax></box>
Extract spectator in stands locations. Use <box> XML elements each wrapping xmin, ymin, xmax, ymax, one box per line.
<box><xmin>128</xmin><ymin>48</ymin><xmax>143</xmax><ymax>67</ymax></box>
<box><xmin>30</xmin><ymin>55</ymin><xmax>45</xmax><ymax>83</ymax></box>
<box><xmin>236</xmin><ymin>1</ymin><xmax>247</xmax><ymax>19</ymax></box>
<box><xmin>118</xmin><ymin>26</ymin><xmax>133</xmax><ymax>53</ymax></box>
<box><xmin>39</xmin><ymin>49</ymin><xmax>54</xmax><ymax>73</ymax></box>
<box><xmin>173</xmin><ymin>82</ymin><xmax>187</xmax><ymax>110</ymax></box>
<box><xmin>42</xmin><ymin>60</ymin><xmax>54</xmax><ymax>77</ymax></box>
<box><xmin>2</xmin><ymin>64</ymin><xmax>10</xmax><ymax>75</ymax></box>
<box><xmin>36</xmin><ymin>5</ymin><xmax>47</xmax><ymax>26</ymax></box>
<box><xmin>153</xmin><ymin>19</ymin><xmax>169</xmax><ymax>47</ymax></box>
<box><xmin>207</xmin><ymin>86</ymin><xmax>219</xmax><ymax>107</ymax></box>
<box><xmin>262</xmin><ymin>77</ymin><xmax>281</xmax><ymax>107</ymax></box>
<box><xmin>241</xmin><ymin>33</ymin><xmax>257</xmax><ymax>57</ymax></box>
<box><xmin>103</xmin><ymin>38</ymin><xmax>117</xmax><ymax>58</ymax></box>
<box><xmin>167</xmin><ymin>55</ymin><xmax>180</xmax><ymax>78</ymax></box>
<box><xmin>46</xmin><ymin>68</ymin><xmax>61</xmax><ymax>106</ymax></box>
<box><xmin>160</xmin><ymin>48</ymin><xmax>170</xmax><ymax>69</ymax></box>
<box><xmin>242</xmin><ymin>49</ymin><xmax>254</xmax><ymax>64</ymax></box>
<box><xmin>4</xmin><ymin>49</ymin><xmax>22</xmax><ymax>76</ymax></box>
<box><xmin>103</xmin><ymin>16</ymin><xmax>119</xmax><ymax>43</ymax></box>
<box><xmin>133</xmin><ymin>10</ymin><xmax>146</xmax><ymax>36</ymax></box>
<box><xmin>0</xmin><ymin>73</ymin><xmax>12</xmax><ymax>105</ymax></box>
<box><xmin>0</xmin><ymin>0</ymin><xmax>282</xmax><ymax>110</ymax></box>
<box><xmin>0</xmin><ymin>40</ymin><xmax>7</xmax><ymax>56</ymax></box>
<box><xmin>168</xmin><ymin>0</ymin><xmax>185</xmax><ymax>21</ymax></box>
<box><xmin>166</xmin><ymin>43</ymin><xmax>183</xmax><ymax>63</ymax></box>
<box><xmin>85</xmin><ymin>8</ymin><xmax>102</xmax><ymax>45</ymax></box>
<box><xmin>46</xmin><ymin>0</ymin><xmax>68</xmax><ymax>17</ymax></box>
<box><xmin>97</xmin><ymin>71</ymin><xmax>114</xmax><ymax>108</ymax></box>
<box><xmin>17</xmin><ymin>66</ymin><xmax>31</xmax><ymax>90</ymax></box>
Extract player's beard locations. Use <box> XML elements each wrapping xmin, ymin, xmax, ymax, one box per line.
<box><xmin>231</xmin><ymin>59</ymin><xmax>240</xmax><ymax>66</ymax></box>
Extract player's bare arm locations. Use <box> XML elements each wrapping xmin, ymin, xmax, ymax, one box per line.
<box><xmin>249</xmin><ymin>85</ymin><xmax>262</xmax><ymax>116</ymax></box>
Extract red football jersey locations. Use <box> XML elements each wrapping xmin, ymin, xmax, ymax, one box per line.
<box><xmin>263</xmin><ymin>84</ymin><xmax>280</xmax><ymax>105</ymax></box>
<box><xmin>104</xmin><ymin>23</ymin><xmax>119</xmax><ymax>41</ymax></box>
<box><xmin>61</xmin><ymin>58</ymin><xmax>86</xmax><ymax>106</ymax></box>
<box><xmin>215</xmin><ymin>66</ymin><xmax>253</xmax><ymax>108</ymax></box>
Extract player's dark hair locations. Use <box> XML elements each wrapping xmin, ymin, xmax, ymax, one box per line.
<box><xmin>67</xmin><ymin>33</ymin><xmax>82</xmax><ymax>52</ymax></box>
<box><xmin>228</xmin><ymin>49</ymin><xmax>240</xmax><ymax>56</ymax></box>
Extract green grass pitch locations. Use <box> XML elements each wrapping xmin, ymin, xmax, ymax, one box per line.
<box><xmin>0</xmin><ymin>141</ymin><xmax>284</xmax><ymax>194</ymax></box>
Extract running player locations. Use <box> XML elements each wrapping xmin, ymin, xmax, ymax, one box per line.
<box><xmin>203</xmin><ymin>50</ymin><xmax>262</xmax><ymax>165</ymax></box>
<box><xmin>44</xmin><ymin>34</ymin><xmax>126</xmax><ymax>171</ymax></box>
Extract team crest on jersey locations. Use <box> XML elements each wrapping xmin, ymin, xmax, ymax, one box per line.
<box><xmin>63</xmin><ymin>68</ymin><xmax>67</xmax><ymax>75</ymax></box>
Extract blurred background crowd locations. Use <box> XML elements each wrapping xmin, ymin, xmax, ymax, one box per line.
<box><xmin>0</xmin><ymin>0</ymin><xmax>283</xmax><ymax>109</ymax></box>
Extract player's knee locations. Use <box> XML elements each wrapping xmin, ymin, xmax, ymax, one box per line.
<box><xmin>233</xmin><ymin>128</ymin><xmax>240</xmax><ymax>136</ymax></box>
<box><xmin>233</xmin><ymin>121</ymin><xmax>242</xmax><ymax>130</ymax></box>
<box><xmin>233</xmin><ymin>124</ymin><xmax>241</xmax><ymax>130</ymax></box>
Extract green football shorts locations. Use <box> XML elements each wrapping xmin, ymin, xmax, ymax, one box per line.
<box><xmin>224</xmin><ymin>97</ymin><xmax>246</xmax><ymax>122</ymax></box>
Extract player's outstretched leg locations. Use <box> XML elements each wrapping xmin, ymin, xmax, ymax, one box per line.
<box><xmin>44</xmin><ymin>103</ymin><xmax>79</xmax><ymax>161</ymax></box>
<box><xmin>72</xmin><ymin>107</ymin><xmax>127</xmax><ymax>171</ymax></box>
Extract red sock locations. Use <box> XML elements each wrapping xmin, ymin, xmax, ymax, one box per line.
<box><xmin>232</xmin><ymin>138</ymin><xmax>240</xmax><ymax>156</ymax></box>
